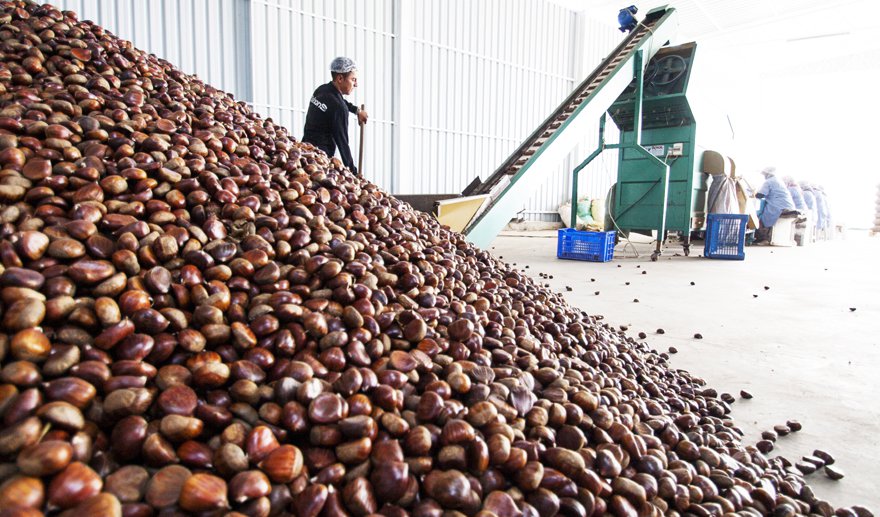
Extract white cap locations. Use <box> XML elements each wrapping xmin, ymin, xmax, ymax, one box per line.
<box><xmin>760</xmin><ymin>166</ymin><xmax>776</xmax><ymax>177</ymax></box>
<box><xmin>330</xmin><ymin>56</ymin><xmax>357</xmax><ymax>74</ymax></box>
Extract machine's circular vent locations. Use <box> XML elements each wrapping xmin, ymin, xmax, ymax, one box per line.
<box><xmin>647</xmin><ymin>54</ymin><xmax>687</xmax><ymax>88</ymax></box>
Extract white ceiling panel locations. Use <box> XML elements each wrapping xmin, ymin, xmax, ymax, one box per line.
<box><xmin>551</xmin><ymin>0</ymin><xmax>880</xmax><ymax>72</ymax></box>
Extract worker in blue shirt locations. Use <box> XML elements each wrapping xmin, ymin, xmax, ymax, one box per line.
<box><xmin>303</xmin><ymin>57</ymin><xmax>369</xmax><ymax>175</ymax></box>
<box><xmin>784</xmin><ymin>176</ymin><xmax>806</xmax><ymax>210</ymax></box>
<box><xmin>756</xmin><ymin>167</ymin><xmax>796</xmax><ymax>227</ymax></box>
<box><xmin>800</xmin><ymin>181</ymin><xmax>817</xmax><ymax>229</ymax></box>
<box><xmin>754</xmin><ymin>167</ymin><xmax>796</xmax><ymax>242</ymax></box>
<box><xmin>800</xmin><ymin>181</ymin><xmax>816</xmax><ymax>213</ymax></box>
<box><xmin>814</xmin><ymin>186</ymin><xmax>830</xmax><ymax>230</ymax></box>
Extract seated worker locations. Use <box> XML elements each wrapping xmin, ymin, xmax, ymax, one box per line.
<box><xmin>800</xmin><ymin>181</ymin><xmax>818</xmax><ymax>229</ymax></box>
<box><xmin>815</xmin><ymin>186</ymin><xmax>831</xmax><ymax>230</ymax></box>
<box><xmin>784</xmin><ymin>176</ymin><xmax>806</xmax><ymax>211</ymax></box>
<box><xmin>800</xmin><ymin>181</ymin><xmax>816</xmax><ymax>212</ymax></box>
<box><xmin>754</xmin><ymin>166</ymin><xmax>796</xmax><ymax>242</ymax></box>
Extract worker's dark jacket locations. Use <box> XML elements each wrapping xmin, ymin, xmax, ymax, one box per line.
<box><xmin>302</xmin><ymin>82</ymin><xmax>358</xmax><ymax>174</ymax></box>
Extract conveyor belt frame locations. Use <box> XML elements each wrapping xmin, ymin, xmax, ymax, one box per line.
<box><xmin>460</xmin><ymin>7</ymin><xmax>678</xmax><ymax>248</ymax></box>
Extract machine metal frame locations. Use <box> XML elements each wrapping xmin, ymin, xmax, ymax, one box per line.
<box><xmin>570</xmin><ymin>50</ymin><xmax>671</xmax><ymax>261</ymax></box>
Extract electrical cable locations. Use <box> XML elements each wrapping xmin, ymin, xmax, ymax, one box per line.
<box><xmin>601</xmin><ymin>123</ymin><xmax>642</xmax><ymax>257</ymax></box>
<box><xmin>600</xmin><ymin>149</ymin><xmax>641</xmax><ymax>258</ymax></box>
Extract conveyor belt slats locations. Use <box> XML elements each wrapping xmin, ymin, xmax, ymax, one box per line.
<box><xmin>462</xmin><ymin>7</ymin><xmax>679</xmax><ymax>247</ymax></box>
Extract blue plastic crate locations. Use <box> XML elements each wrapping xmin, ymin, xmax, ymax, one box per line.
<box><xmin>704</xmin><ymin>214</ymin><xmax>748</xmax><ymax>260</ymax></box>
<box><xmin>557</xmin><ymin>229</ymin><xmax>616</xmax><ymax>262</ymax></box>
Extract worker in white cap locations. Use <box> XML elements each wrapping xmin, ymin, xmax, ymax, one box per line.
<box><xmin>799</xmin><ymin>181</ymin><xmax>818</xmax><ymax>232</ymax></box>
<box><xmin>799</xmin><ymin>181</ymin><xmax>816</xmax><ymax>213</ymax></box>
<box><xmin>800</xmin><ymin>181</ymin><xmax>821</xmax><ymax>226</ymax></box>
<box><xmin>302</xmin><ymin>56</ymin><xmax>369</xmax><ymax>175</ymax></box>
<box><xmin>814</xmin><ymin>185</ymin><xmax>830</xmax><ymax>230</ymax></box>
<box><xmin>754</xmin><ymin>166</ymin><xmax>796</xmax><ymax>241</ymax></box>
<box><xmin>783</xmin><ymin>176</ymin><xmax>806</xmax><ymax>211</ymax></box>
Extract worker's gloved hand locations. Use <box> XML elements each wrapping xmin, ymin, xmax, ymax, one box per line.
<box><xmin>755</xmin><ymin>193</ymin><xmax>765</xmax><ymax>199</ymax></box>
<box><xmin>357</xmin><ymin>109</ymin><xmax>369</xmax><ymax>125</ymax></box>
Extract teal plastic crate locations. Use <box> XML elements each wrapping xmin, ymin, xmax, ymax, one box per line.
<box><xmin>557</xmin><ymin>229</ymin><xmax>615</xmax><ymax>262</ymax></box>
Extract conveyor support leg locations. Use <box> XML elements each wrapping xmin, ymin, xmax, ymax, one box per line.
<box><xmin>570</xmin><ymin>114</ymin><xmax>607</xmax><ymax>229</ymax></box>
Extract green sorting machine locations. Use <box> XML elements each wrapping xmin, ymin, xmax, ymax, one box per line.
<box><xmin>573</xmin><ymin>42</ymin><xmax>707</xmax><ymax>260</ymax></box>
<box><xmin>609</xmin><ymin>42</ymin><xmax>705</xmax><ymax>258</ymax></box>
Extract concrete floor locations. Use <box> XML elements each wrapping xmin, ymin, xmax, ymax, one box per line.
<box><xmin>489</xmin><ymin>230</ymin><xmax>880</xmax><ymax>510</ymax></box>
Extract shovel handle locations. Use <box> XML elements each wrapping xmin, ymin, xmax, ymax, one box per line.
<box><xmin>358</xmin><ymin>104</ymin><xmax>365</xmax><ymax>176</ymax></box>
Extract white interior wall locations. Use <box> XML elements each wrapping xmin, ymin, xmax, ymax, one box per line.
<box><xmin>396</xmin><ymin>2</ymin><xmax>621</xmax><ymax>222</ymax></box>
<box><xmin>399</xmin><ymin>0</ymin><xmax>576</xmax><ymax>197</ymax></box>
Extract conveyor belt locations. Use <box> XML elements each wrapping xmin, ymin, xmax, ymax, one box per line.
<box><xmin>462</xmin><ymin>6</ymin><xmax>678</xmax><ymax>247</ymax></box>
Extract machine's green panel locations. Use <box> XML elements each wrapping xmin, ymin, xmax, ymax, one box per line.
<box><xmin>616</xmin><ymin>125</ymin><xmax>706</xmax><ymax>233</ymax></box>
<box><xmin>611</xmin><ymin>43</ymin><xmax>697</xmax><ymax>130</ymax></box>
<box><xmin>609</xmin><ymin>42</ymin><xmax>707</xmax><ymax>240</ymax></box>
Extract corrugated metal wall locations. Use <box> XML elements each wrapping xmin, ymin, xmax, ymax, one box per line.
<box><xmin>396</xmin><ymin>2</ymin><xmax>619</xmax><ymax>222</ymax></box>
<box><xmin>47</xmin><ymin>0</ymin><xmax>252</xmax><ymax>102</ymax></box>
<box><xmin>48</xmin><ymin>0</ymin><xmax>621</xmax><ymax>222</ymax></box>
<box><xmin>249</xmin><ymin>0</ymin><xmax>397</xmax><ymax>190</ymax></box>
<box><xmin>400</xmin><ymin>1</ymin><xmax>571</xmax><ymax>198</ymax></box>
